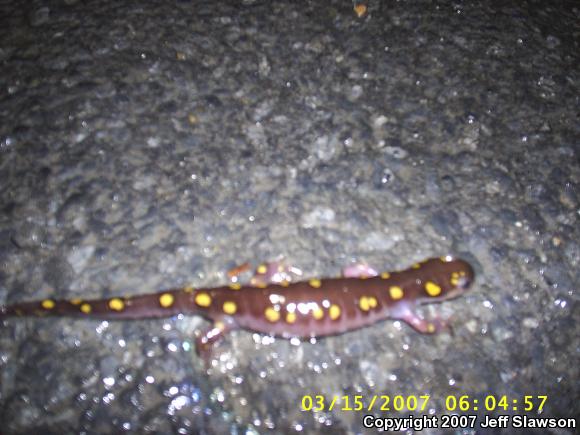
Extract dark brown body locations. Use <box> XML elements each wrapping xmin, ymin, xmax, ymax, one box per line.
<box><xmin>0</xmin><ymin>257</ymin><xmax>475</xmax><ymax>351</ymax></box>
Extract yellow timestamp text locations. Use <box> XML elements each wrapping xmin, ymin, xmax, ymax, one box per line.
<box><xmin>301</xmin><ymin>395</ymin><xmax>431</xmax><ymax>412</ymax></box>
<box><xmin>300</xmin><ymin>395</ymin><xmax>548</xmax><ymax>413</ymax></box>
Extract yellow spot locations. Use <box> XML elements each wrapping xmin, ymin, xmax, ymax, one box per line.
<box><xmin>450</xmin><ymin>272</ymin><xmax>462</xmax><ymax>286</ymax></box>
<box><xmin>184</xmin><ymin>286</ymin><xmax>194</xmax><ymax>293</ymax></box>
<box><xmin>109</xmin><ymin>298</ymin><xmax>125</xmax><ymax>311</ymax></box>
<box><xmin>195</xmin><ymin>292</ymin><xmax>212</xmax><ymax>307</ymax></box>
<box><xmin>159</xmin><ymin>293</ymin><xmax>174</xmax><ymax>308</ymax></box>
<box><xmin>257</xmin><ymin>264</ymin><xmax>267</xmax><ymax>274</ymax></box>
<box><xmin>329</xmin><ymin>304</ymin><xmax>341</xmax><ymax>320</ymax></box>
<box><xmin>440</xmin><ymin>255</ymin><xmax>453</xmax><ymax>262</ymax></box>
<box><xmin>309</xmin><ymin>278</ymin><xmax>322</xmax><ymax>288</ymax></box>
<box><xmin>223</xmin><ymin>301</ymin><xmax>237</xmax><ymax>315</ymax></box>
<box><xmin>425</xmin><ymin>281</ymin><xmax>442</xmax><ymax>297</ymax></box>
<box><xmin>280</xmin><ymin>280</ymin><xmax>290</xmax><ymax>287</ymax></box>
<box><xmin>286</xmin><ymin>312</ymin><xmax>297</xmax><ymax>323</ymax></box>
<box><xmin>426</xmin><ymin>323</ymin><xmax>436</xmax><ymax>333</ymax></box>
<box><xmin>380</xmin><ymin>272</ymin><xmax>391</xmax><ymax>279</ymax></box>
<box><xmin>450</xmin><ymin>271</ymin><xmax>466</xmax><ymax>283</ymax></box>
<box><xmin>412</xmin><ymin>263</ymin><xmax>421</xmax><ymax>269</ymax></box>
<box><xmin>359</xmin><ymin>297</ymin><xmax>370</xmax><ymax>312</ymax></box>
<box><xmin>368</xmin><ymin>296</ymin><xmax>378</xmax><ymax>308</ymax></box>
<box><xmin>312</xmin><ymin>307</ymin><xmax>324</xmax><ymax>320</ymax></box>
<box><xmin>229</xmin><ymin>283</ymin><xmax>241</xmax><ymax>290</ymax></box>
<box><xmin>265</xmin><ymin>307</ymin><xmax>280</xmax><ymax>322</ymax></box>
<box><xmin>41</xmin><ymin>299</ymin><xmax>55</xmax><ymax>310</ymax></box>
<box><xmin>389</xmin><ymin>286</ymin><xmax>404</xmax><ymax>300</ymax></box>
<box><xmin>255</xmin><ymin>282</ymin><xmax>267</xmax><ymax>289</ymax></box>
<box><xmin>70</xmin><ymin>298</ymin><xmax>82</xmax><ymax>305</ymax></box>
<box><xmin>80</xmin><ymin>303</ymin><xmax>92</xmax><ymax>314</ymax></box>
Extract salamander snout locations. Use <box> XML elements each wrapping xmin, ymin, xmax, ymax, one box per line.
<box><xmin>449</xmin><ymin>258</ymin><xmax>475</xmax><ymax>291</ymax></box>
<box><xmin>425</xmin><ymin>256</ymin><xmax>475</xmax><ymax>300</ymax></box>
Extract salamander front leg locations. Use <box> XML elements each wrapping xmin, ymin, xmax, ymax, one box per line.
<box><xmin>390</xmin><ymin>303</ymin><xmax>449</xmax><ymax>334</ymax></box>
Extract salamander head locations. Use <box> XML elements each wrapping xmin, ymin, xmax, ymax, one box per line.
<box><xmin>415</xmin><ymin>256</ymin><xmax>475</xmax><ymax>303</ymax></box>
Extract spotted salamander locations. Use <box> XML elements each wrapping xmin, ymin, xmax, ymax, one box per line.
<box><xmin>0</xmin><ymin>256</ymin><xmax>474</xmax><ymax>355</ymax></box>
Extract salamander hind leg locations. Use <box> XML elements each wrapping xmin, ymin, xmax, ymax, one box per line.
<box><xmin>195</xmin><ymin>316</ymin><xmax>238</xmax><ymax>366</ymax></box>
<box><xmin>227</xmin><ymin>262</ymin><xmax>252</xmax><ymax>282</ymax></box>
<box><xmin>226</xmin><ymin>259</ymin><xmax>302</xmax><ymax>287</ymax></box>
<box><xmin>249</xmin><ymin>259</ymin><xmax>303</xmax><ymax>287</ymax></box>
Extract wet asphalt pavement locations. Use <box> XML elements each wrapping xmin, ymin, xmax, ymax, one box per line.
<box><xmin>0</xmin><ymin>0</ymin><xmax>578</xmax><ymax>433</ymax></box>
